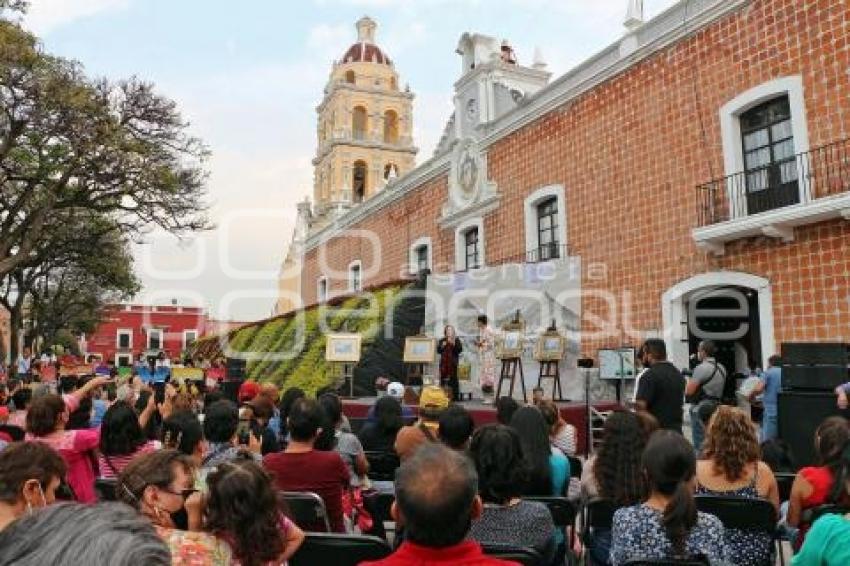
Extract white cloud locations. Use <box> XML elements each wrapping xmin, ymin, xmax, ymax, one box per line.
<box><xmin>23</xmin><ymin>0</ymin><xmax>129</xmax><ymax>34</ymax></box>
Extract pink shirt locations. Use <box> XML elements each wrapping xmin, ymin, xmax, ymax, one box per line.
<box><xmin>28</xmin><ymin>428</ymin><xmax>100</xmax><ymax>503</ymax></box>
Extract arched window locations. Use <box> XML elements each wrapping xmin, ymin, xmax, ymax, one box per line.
<box><xmin>352</xmin><ymin>106</ymin><xmax>367</xmax><ymax>140</ymax></box>
<box><xmin>383</xmin><ymin>110</ymin><xmax>398</xmax><ymax>144</ymax></box>
<box><xmin>345</xmin><ymin>70</ymin><xmax>356</xmax><ymax>84</ymax></box>
<box><xmin>353</xmin><ymin>160</ymin><xmax>367</xmax><ymax>203</ymax></box>
<box><xmin>389</xmin><ymin>76</ymin><xmax>397</xmax><ymax>90</ymax></box>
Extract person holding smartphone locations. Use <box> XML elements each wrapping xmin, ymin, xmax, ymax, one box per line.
<box><xmin>199</xmin><ymin>400</ymin><xmax>261</xmax><ymax>486</ymax></box>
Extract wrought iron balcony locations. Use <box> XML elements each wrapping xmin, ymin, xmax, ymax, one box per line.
<box><xmin>696</xmin><ymin>139</ymin><xmax>850</xmax><ymax>227</ymax></box>
<box><xmin>526</xmin><ymin>243</ymin><xmax>567</xmax><ymax>263</ymax></box>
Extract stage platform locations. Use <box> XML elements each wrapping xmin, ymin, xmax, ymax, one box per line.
<box><xmin>342</xmin><ymin>397</ymin><xmax>620</xmax><ymax>455</ymax></box>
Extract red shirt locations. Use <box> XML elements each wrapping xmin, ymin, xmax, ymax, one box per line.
<box><xmin>361</xmin><ymin>540</ymin><xmax>520</xmax><ymax>566</ymax></box>
<box><xmin>263</xmin><ymin>449</ymin><xmax>350</xmax><ymax>533</ymax></box>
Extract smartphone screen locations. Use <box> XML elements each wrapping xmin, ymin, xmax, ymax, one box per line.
<box><xmin>236</xmin><ymin>419</ymin><xmax>251</xmax><ymax>445</ymax></box>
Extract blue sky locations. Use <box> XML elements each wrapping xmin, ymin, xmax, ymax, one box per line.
<box><xmin>21</xmin><ymin>0</ymin><xmax>677</xmax><ymax>321</ymax></box>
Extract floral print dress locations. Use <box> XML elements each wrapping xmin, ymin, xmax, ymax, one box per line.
<box><xmin>155</xmin><ymin>526</ymin><xmax>233</xmax><ymax>565</ymax></box>
<box><xmin>477</xmin><ymin>326</ymin><xmax>497</xmax><ymax>393</ymax></box>
<box><xmin>610</xmin><ymin>503</ymin><xmax>728</xmax><ymax>565</ymax></box>
<box><xmin>695</xmin><ymin>470</ymin><xmax>774</xmax><ymax>565</ymax></box>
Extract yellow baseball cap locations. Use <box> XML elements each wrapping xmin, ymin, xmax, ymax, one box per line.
<box><xmin>419</xmin><ymin>386</ymin><xmax>449</xmax><ymax>409</ymax></box>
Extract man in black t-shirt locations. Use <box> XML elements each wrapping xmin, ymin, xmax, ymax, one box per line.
<box><xmin>635</xmin><ymin>339</ymin><xmax>686</xmax><ymax>434</ymax></box>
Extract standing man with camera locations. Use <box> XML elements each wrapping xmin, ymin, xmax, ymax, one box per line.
<box><xmin>685</xmin><ymin>340</ymin><xmax>726</xmax><ymax>451</ymax></box>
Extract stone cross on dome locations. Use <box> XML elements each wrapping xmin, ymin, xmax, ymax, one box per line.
<box><xmin>624</xmin><ymin>0</ymin><xmax>644</xmax><ymax>31</ymax></box>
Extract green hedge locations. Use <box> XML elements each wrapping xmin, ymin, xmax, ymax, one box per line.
<box><xmin>187</xmin><ymin>280</ymin><xmax>416</xmax><ymax>396</ymax></box>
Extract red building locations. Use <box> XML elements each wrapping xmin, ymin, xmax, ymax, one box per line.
<box><xmin>84</xmin><ymin>304</ymin><xmax>212</xmax><ymax>366</ymax></box>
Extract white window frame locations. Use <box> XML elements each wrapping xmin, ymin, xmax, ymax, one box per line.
<box><xmin>182</xmin><ymin>329</ymin><xmax>198</xmax><ymax>350</ymax></box>
<box><xmin>115</xmin><ymin>353</ymin><xmax>132</xmax><ymax>367</ymax></box>
<box><xmin>348</xmin><ymin>260</ymin><xmax>363</xmax><ymax>292</ymax></box>
<box><xmin>523</xmin><ymin>184</ymin><xmax>567</xmax><ymax>260</ymax></box>
<box><xmin>719</xmin><ymin>76</ymin><xmax>810</xmax><ymax>216</ymax></box>
<box><xmin>147</xmin><ymin>328</ymin><xmax>163</xmax><ymax>350</ymax></box>
<box><xmin>408</xmin><ymin>236</ymin><xmax>433</xmax><ymax>275</ymax></box>
<box><xmin>454</xmin><ymin>217</ymin><xmax>485</xmax><ymax>272</ymax></box>
<box><xmin>116</xmin><ymin>328</ymin><xmax>133</xmax><ymax>350</ymax></box>
<box><xmin>317</xmin><ymin>275</ymin><xmax>328</xmax><ymax>302</ymax></box>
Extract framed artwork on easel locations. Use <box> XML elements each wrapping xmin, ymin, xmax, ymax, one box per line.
<box><xmin>497</xmin><ymin>310</ymin><xmax>526</xmax><ymax>360</ymax></box>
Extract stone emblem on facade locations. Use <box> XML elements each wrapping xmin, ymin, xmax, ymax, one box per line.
<box><xmin>458</xmin><ymin>147</ymin><xmax>478</xmax><ymax>197</ymax></box>
<box><xmin>442</xmin><ymin>136</ymin><xmax>499</xmax><ymax>225</ymax></box>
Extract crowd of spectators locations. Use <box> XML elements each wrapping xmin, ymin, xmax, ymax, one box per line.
<box><xmin>1</xmin><ymin>356</ymin><xmax>850</xmax><ymax>566</ymax></box>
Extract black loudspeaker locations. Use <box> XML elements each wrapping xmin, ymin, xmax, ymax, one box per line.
<box><xmin>782</xmin><ymin>342</ymin><xmax>850</xmax><ymax>365</ymax></box>
<box><xmin>783</xmin><ymin>366</ymin><xmax>849</xmax><ymax>391</ymax></box>
<box><xmin>219</xmin><ymin>380</ymin><xmax>242</xmax><ymax>404</ymax></box>
<box><xmin>781</xmin><ymin>342</ymin><xmax>849</xmax><ymax>391</ymax></box>
<box><xmin>225</xmin><ymin>357</ymin><xmax>246</xmax><ymax>380</ymax></box>
<box><xmin>778</xmin><ymin>391</ymin><xmax>850</xmax><ymax>466</ymax></box>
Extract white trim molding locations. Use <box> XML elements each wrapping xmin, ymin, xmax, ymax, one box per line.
<box><xmin>523</xmin><ymin>184</ymin><xmax>567</xmax><ymax>257</ymax></box>
<box><xmin>693</xmin><ymin>192</ymin><xmax>850</xmax><ymax>254</ymax></box>
<box><xmin>115</xmin><ymin>353</ymin><xmax>132</xmax><ymax>367</ymax></box>
<box><xmin>348</xmin><ymin>260</ymin><xmax>363</xmax><ymax>292</ymax></box>
<box><xmin>661</xmin><ymin>271</ymin><xmax>775</xmax><ymax>371</ymax></box>
<box><xmin>317</xmin><ymin>275</ymin><xmax>329</xmax><ymax>302</ymax></box>
<box><xmin>116</xmin><ymin>328</ymin><xmax>133</xmax><ymax>350</ymax></box>
<box><xmin>454</xmin><ymin>217</ymin><xmax>485</xmax><ymax>272</ymax></box>
<box><xmin>408</xmin><ymin>236</ymin><xmax>433</xmax><ymax>274</ymax></box>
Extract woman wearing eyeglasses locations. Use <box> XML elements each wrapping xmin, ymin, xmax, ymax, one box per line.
<box><xmin>118</xmin><ymin>449</ymin><xmax>233</xmax><ymax>565</ymax></box>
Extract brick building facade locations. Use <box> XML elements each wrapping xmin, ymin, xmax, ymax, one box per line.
<box><xmin>84</xmin><ymin>304</ymin><xmax>228</xmax><ymax>366</ymax></box>
<box><xmin>284</xmin><ymin>0</ymin><xmax>850</xmax><ymax>374</ymax></box>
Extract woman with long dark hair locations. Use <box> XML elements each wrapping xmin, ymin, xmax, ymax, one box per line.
<box><xmin>357</xmin><ymin>396</ymin><xmax>404</xmax><ymax>453</ymax></box>
<box><xmin>510</xmin><ymin>406</ymin><xmax>567</xmax><ymax>496</ymax></box>
<box><xmin>581</xmin><ymin>410</ymin><xmax>653</xmax><ymax>565</ymax></box>
<box><xmin>99</xmin><ymin>400</ymin><xmax>158</xmax><ymax>479</ymax></box>
<box><xmin>206</xmin><ymin>456</ymin><xmax>305</xmax><ymax>566</ymax></box>
<box><xmin>610</xmin><ymin>430</ymin><xmax>727</xmax><ymax>565</ymax></box>
<box><xmin>468</xmin><ymin>425</ymin><xmax>556</xmax><ymax>564</ymax></box>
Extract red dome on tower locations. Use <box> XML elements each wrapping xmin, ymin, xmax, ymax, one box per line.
<box><xmin>341</xmin><ymin>42</ymin><xmax>391</xmax><ymax>65</ymax></box>
<box><xmin>340</xmin><ymin>16</ymin><xmax>391</xmax><ymax>65</ymax></box>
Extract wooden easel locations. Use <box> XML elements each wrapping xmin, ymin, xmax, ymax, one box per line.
<box><xmin>496</xmin><ymin>357</ymin><xmax>527</xmax><ymax>402</ymax></box>
<box><xmin>332</xmin><ymin>362</ymin><xmax>356</xmax><ymax>398</ymax></box>
<box><xmin>537</xmin><ymin>360</ymin><xmax>565</xmax><ymax>401</ymax></box>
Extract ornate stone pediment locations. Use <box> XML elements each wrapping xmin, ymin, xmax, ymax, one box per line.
<box><xmin>441</xmin><ymin>137</ymin><xmax>499</xmax><ymax>227</ymax></box>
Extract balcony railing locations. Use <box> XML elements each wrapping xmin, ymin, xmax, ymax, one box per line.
<box><xmin>526</xmin><ymin>243</ymin><xmax>567</xmax><ymax>263</ymax></box>
<box><xmin>696</xmin><ymin>139</ymin><xmax>850</xmax><ymax>227</ymax></box>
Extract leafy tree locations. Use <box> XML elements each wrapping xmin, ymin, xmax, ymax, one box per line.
<box><xmin>0</xmin><ymin>13</ymin><xmax>210</xmax><ymax>280</ymax></box>
<box><xmin>0</xmin><ymin>211</ymin><xmax>140</xmax><ymax>357</ymax></box>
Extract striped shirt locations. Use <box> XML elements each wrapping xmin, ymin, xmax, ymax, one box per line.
<box><xmin>98</xmin><ymin>440</ymin><xmax>157</xmax><ymax>479</ymax></box>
